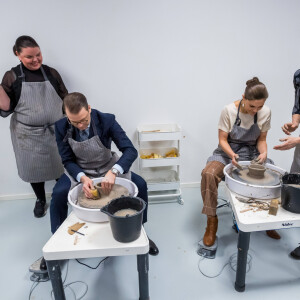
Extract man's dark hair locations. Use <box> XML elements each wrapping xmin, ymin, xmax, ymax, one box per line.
<box><xmin>63</xmin><ymin>92</ymin><xmax>89</xmax><ymax>114</ymax></box>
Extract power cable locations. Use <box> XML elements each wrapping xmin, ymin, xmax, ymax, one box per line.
<box><xmin>76</xmin><ymin>257</ymin><xmax>109</xmax><ymax>269</ymax></box>
<box><xmin>29</xmin><ymin>257</ymin><xmax>110</xmax><ymax>299</ymax></box>
<box><xmin>198</xmin><ymin>252</ymin><xmax>252</xmax><ymax>278</ymax></box>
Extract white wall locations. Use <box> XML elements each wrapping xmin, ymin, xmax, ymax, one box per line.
<box><xmin>1</xmin><ymin>0</ymin><xmax>300</xmax><ymax>198</ymax></box>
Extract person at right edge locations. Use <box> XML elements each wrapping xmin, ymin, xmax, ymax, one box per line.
<box><xmin>201</xmin><ymin>77</ymin><xmax>281</xmax><ymax>248</ymax></box>
<box><xmin>274</xmin><ymin>69</ymin><xmax>300</xmax><ymax>259</ymax></box>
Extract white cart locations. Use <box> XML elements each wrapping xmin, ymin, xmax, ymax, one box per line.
<box><xmin>137</xmin><ymin>123</ymin><xmax>183</xmax><ymax>204</ymax></box>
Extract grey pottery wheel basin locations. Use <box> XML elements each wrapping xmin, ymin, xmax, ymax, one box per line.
<box><xmin>224</xmin><ymin>161</ymin><xmax>287</xmax><ymax>199</ymax></box>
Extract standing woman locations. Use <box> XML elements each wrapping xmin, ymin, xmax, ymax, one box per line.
<box><xmin>0</xmin><ymin>36</ymin><xmax>68</xmax><ymax>217</ymax></box>
<box><xmin>201</xmin><ymin>77</ymin><xmax>280</xmax><ymax>247</ymax></box>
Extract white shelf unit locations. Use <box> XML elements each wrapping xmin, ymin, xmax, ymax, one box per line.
<box><xmin>137</xmin><ymin>124</ymin><xmax>183</xmax><ymax>204</ymax></box>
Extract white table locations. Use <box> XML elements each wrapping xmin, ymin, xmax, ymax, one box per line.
<box><xmin>226</xmin><ymin>187</ymin><xmax>300</xmax><ymax>292</ymax></box>
<box><xmin>43</xmin><ymin>212</ymin><xmax>150</xmax><ymax>300</ymax></box>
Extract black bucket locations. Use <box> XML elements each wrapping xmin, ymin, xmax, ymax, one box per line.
<box><xmin>281</xmin><ymin>173</ymin><xmax>300</xmax><ymax>214</ymax></box>
<box><xmin>100</xmin><ymin>196</ymin><xmax>146</xmax><ymax>243</ymax></box>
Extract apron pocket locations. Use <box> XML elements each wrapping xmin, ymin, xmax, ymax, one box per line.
<box><xmin>15</xmin><ymin>126</ymin><xmax>54</xmax><ymax>154</ymax></box>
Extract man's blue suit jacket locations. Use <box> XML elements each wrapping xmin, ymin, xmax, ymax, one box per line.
<box><xmin>55</xmin><ymin>109</ymin><xmax>137</xmax><ymax>181</ymax></box>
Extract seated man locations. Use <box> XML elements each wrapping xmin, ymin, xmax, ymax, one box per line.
<box><xmin>50</xmin><ymin>92</ymin><xmax>159</xmax><ymax>255</ymax></box>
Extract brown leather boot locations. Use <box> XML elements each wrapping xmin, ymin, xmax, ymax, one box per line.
<box><xmin>266</xmin><ymin>230</ymin><xmax>281</xmax><ymax>240</ymax></box>
<box><xmin>203</xmin><ymin>216</ymin><xmax>218</xmax><ymax>247</ymax></box>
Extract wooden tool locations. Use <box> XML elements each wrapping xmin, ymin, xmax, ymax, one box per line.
<box><xmin>68</xmin><ymin>222</ymin><xmax>86</xmax><ymax>235</ymax></box>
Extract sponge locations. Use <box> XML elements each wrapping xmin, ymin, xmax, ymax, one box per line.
<box><xmin>268</xmin><ymin>199</ymin><xmax>279</xmax><ymax>216</ymax></box>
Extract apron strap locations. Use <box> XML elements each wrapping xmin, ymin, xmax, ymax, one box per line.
<box><xmin>17</xmin><ymin>118</ymin><xmax>56</xmax><ymax>134</ymax></box>
<box><xmin>234</xmin><ymin>100</ymin><xmax>242</xmax><ymax>126</ymax></box>
<box><xmin>40</xmin><ymin>66</ymin><xmax>49</xmax><ymax>81</ymax></box>
<box><xmin>62</xmin><ymin>114</ymin><xmax>98</xmax><ymax>143</ymax></box>
<box><xmin>234</xmin><ymin>100</ymin><xmax>258</xmax><ymax>125</ymax></box>
<box><xmin>63</xmin><ymin>123</ymin><xmax>74</xmax><ymax>142</ymax></box>
<box><xmin>19</xmin><ymin>64</ymin><xmax>25</xmax><ymax>82</ymax></box>
<box><xmin>90</xmin><ymin>117</ymin><xmax>98</xmax><ymax>137</ymax></box>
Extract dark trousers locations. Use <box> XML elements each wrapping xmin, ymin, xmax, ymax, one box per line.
<box><xmin>50</xmin><ymin>172</ymin><xmax>148</xmax><ymax>234</ymax></box>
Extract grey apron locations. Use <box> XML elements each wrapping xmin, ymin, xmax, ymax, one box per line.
<box><xmin>63</xmin><ymin>117</ymin><xmax>131</xmax><ymax>189</ymax></box>
<box><xmin>290</xmin><ymin>138</ymin><xmax>300</xmax><ymax>173</ymax></box>
<box><xmin>10</xmin><ymin>64</ymin><xmax>64</xmax><ymax>182</ymax></box>
<box><xmin>207</xmin><ymin>101</ymin><xmax>273</xmax><ymax>165</ymax></box>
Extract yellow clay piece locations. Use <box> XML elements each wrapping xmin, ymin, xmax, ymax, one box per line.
<box><xmin>165</xmin><ymin>149</ymin><xmax>178</xmax><ymax>157</ymax></box>
<box><xmin>90</xmin><ymin>188</ymin><xmax>99</xmax><ymax>198</ymax></box>
<box><xmin>140</xmin><ymin>153</ymin><xmax>162</xmax><ymax>159</ymax></box>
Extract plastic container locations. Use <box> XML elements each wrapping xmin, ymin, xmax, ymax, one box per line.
<box><xmin>68</xmin><ymin>177</ymin><xmax>138</xmax><ymax>222</ymax></box>
<box><xmin>101</xmin><ymin>197</ymin><xmax>146</xmax><ymax>243</ymax></box>
<box><xmin>142</xmin><ymin>169</ymin><xmax>180</xmax><ymax>191</ymax></box>
<box><xmin>137</xmin><ymin>123</ymin><xmax>182</xmax><ymax>141</ymax></box>
<box><xmin>281</xmin><ymin>173</ymin><xmax>300</xmax><ymax>213</ymax></box>
<box><xmin>139</xmin><ymin>147</ymin><xmax>180</xmax><ymax>167</ymax></box>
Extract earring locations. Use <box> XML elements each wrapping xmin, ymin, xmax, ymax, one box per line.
<box><xmin>242</xmin><ymin>103</ymin><xmax>245</xmax><ymax>107</ymax></box>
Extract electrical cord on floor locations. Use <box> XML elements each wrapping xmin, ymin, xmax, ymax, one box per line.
<box><xmin>29</xmin><ymin>257</ymin><xmax>109</xmax><ymax>300</ymax></box>
<box><xmin>76</xmin><ymin>256</ymin><xmax>109</xmax><ymax>269</ymax></box>
<box><xmin>28</xmin><ymin>276</ymin><xmax>40</xmax><ymax>300</ymax></box>
<box><xmin>50</xmin><ymin>260</ymin><xmax>89</xmax><ymax>300</ymax></box>
<box><xmin>198</xmin><ymin>252</ymin><xmax>252</xmax><ymax>278</ymax></box>
<box><xmin>49</xmin><ymin>257</ymin><xmax>109</xmax><ymax>300</ymax></box>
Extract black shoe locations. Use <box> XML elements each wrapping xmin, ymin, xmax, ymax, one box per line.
<box><xmin>40</xmin><ymin>257</ymin><xmax>47</xmax><ymax>271</ymax></box>
<box><xmin>149</xmin><ymin>238</ymin><xmax>159</xmax><ymax>256</ymax></box>
<box><xmin>34</xmin><ymin>199</ymin><xmax>46</xmax><ymax>218</ymax></box>
<box><xmin>290</xmin><ymin>246</ymin><xmax>300</xmax><ymax>260</ymax></box>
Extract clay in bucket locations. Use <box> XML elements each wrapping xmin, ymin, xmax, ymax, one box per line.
<box><xmin>101</xmin><ymin>196</ymin><xmax>146</xmax><ymax>243</ymax></box>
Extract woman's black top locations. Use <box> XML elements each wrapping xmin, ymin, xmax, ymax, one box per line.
<box><xmin>0</xmin><ymin>63</ymin><xmax>68</xmax><ymax>117</ymax></box>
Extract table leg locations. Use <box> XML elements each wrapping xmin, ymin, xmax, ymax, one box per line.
<box><xmin>137</xmin><ymin>254</ymin><xmax>150</xmax><ymax>300</ymax></box>
<box><xmin>46</xmin><ymin>260</ymin><xmax>66</xmax><ymax>300</ymax></box>
<box><xmin>235</xmin><ymin>230</ymin><xmax>251</xmax><ymax>292</ymax></box>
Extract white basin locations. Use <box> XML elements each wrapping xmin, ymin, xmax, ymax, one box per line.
<box><xmin>68</xmin><ymin>177</ymin><xmax>138</xmax><ymax>222</ymax></box>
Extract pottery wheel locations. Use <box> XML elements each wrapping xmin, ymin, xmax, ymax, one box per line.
<box><xmin>78</xmin><ymin>184</ymin><xmax>130</xmax><ymax>209</ymax></box>
<box><xmin>231</xmin><ymin>167</ymin><xmax>281</xmax><ymax>186</ymax></box>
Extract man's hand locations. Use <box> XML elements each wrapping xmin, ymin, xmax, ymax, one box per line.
<box><xmin>282</xmin><ymin>122</ymin><xmax>299</xmax><ymax>135</ymax></box>
<box><xmin>80</xmin><ymin>175</ymin><xmax>94</xmax><ymax>198</ymax></box>
<box><xmin>101</xmin><ymin>170</ymin><xmax>116</xmax><ymax>194</ymax></box>
<box><xmin>274</xmin><ymin>137</ymin><xmax>300</xmax><ymax>151</ymax></box>
<box><xmin>256</xmin><ymin>152</ymin><xmax>267</xmax><ymax>164</ymax></box>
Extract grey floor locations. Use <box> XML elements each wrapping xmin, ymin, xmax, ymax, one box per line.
<box><xmin>1</xmin><ymin>186</ymin><xmax>300</xmax><ymax>300</ymax></box>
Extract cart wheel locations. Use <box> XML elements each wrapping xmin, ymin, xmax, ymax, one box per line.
<box><xmin>178</xmin><ymin>196</ymin><xmax>184</xmax><ymax>205</ymax></box>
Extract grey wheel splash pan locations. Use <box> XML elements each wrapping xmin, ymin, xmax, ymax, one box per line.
<box><xmin>224</xmin><ymin>161</ymin><xmax>287</xmax><ymax>199</ymax></box>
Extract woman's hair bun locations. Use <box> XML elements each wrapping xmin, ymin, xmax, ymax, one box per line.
<box><xmin>12</xmin><ymin>35</ymin><xmax>39</xmax><ymax>56</ymax></box>
<box><xmin>246</xmin><ymin>77</ymin><xmax>260</xmax><ymax>86</ymax></box>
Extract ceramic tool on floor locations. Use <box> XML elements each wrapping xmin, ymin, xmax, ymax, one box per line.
<box><xmin>197</xmin><ymin>237</ymin><xmax>218</xmax><ymax>259</ymax></box>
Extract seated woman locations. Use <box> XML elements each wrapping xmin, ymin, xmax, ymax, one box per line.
<box><xmin>201</xmin><ymin>77</ymin><xmax>280</xmax><ymax>247</ymax></box>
